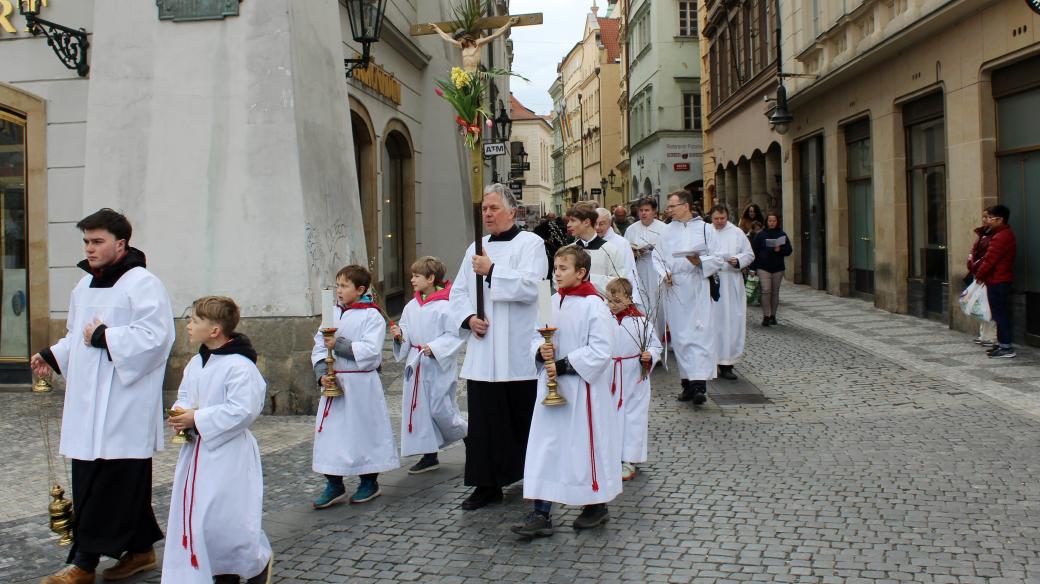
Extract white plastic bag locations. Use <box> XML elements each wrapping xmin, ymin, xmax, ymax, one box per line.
<box><xmin>958</xmin><ymin>281</ymin><xmax>991</xmax><ymax>322</ymax></box>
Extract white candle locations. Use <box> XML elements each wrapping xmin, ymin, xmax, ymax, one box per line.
<box><xmin>537</xmin><ymin>280</ymin><xmax>552</xmax><ymax>327</ymax></box>
<box><xmin>321</xmin><ymin>288</ymin><xmax>336</xmax><ymax>329</ymax></box>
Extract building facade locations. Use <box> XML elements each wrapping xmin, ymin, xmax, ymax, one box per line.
<box><xmin>0</xmin><ymin>0</ymin><xmax>515</xmax><ymax>405</ymax></box>
<box><xmin>508</xmin><ymin>94</ymin><xmax>553</xmax><ymax>218</ymax></box>
<box><xmin>549</xmin><ymin>75</ymin><xmax>567</xmax><ymax>214</ymax></box>
<box><xmin>774</xmin><ymin>0</ymin><xmax>1039</xmax><ymax>345</ymax></box>
<box><xmin>626</xmin><ymin>0</ymin><xmax>704</xmax><ymax>206</ymax></box>
<box><xmin>700</xmin><ymin>0</ymin><xmax>783</xmax><ymax>217</ymax></box>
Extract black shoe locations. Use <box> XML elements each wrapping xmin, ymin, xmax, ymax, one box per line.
<box><xmin>408</xmin><ymin>454</ymin><xmax>440</xmax><ymax>474</ymax></box>
<box><xmin>245</xmin><ymin>555</ymin><xmax>273</xmax><ymax>584</ymax></box>
<box><xmin>460</xmin><ymin>486</ymin><xmax>503</xmax><ymax>510</ymax></box>
<box><xmin>677</xmin><ymin>379</ymin><xmax>695</xmax><ymax>402</ymax></box>
<box><xmin>761</xmin><ymin>316</ymin><xmax>771</xmax><ymax>326</ymax></box>
<box><xmin>988</xmin><ymin>347</ymin><xmax>1017</xmax><ymax>359</ymax></box>
<box><xmin>691</xmin><ymin>381</ymin><xmax>707</xmax><ymax>406</ymax></box>
<box><xmin>718</xmin><ymin>366</ymin><xmax>738</xmax><ymax>381</ymax></box>
<box><xmin>769</xmin><ymin>316</ymin><xmax>778</xmax><ymax>325</ymax></box>
<box><xmin>573</xmin><ymin>504</ymin><xmax>609</xmax><ymax>530</ymax></box>
<box><xmin>511</xmin><ymin>511</ymin><xmax>554</xmax><ymax>537</ymax></box>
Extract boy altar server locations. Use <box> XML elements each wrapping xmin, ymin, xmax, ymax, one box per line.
<box><xmin>390</xmin><ymin>257</ymin><xmax>468</xmax><ymax>474</ymax></box>
<box><xmin>512</xmin><ymin>247</ymin><xmax>619</xmax><ymax>537</ymax></box>
<box><xmin>31</xmin><ymin>209</ymin><xmax>175</xmax><ymax>584</ymax></box>
<box><xmin>311</xmin><ymin>265</ymin><xmax>399</xmax><ymax>509</ymax></box>
<box><xmin>164</xmin><ymin>296</ymin><xmax>272</xmax><ymax>584</ymax></box>
<box><xmin>605</xmin><ymin>278</ymin><xmax>662</xmax><ymax>482</ymax></box>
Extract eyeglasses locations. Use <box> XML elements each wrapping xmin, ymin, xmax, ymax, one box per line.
<box><xmin>665</xmin><ymin>202</ymin><xmax>689</xmax><ymax>210</ymax></box>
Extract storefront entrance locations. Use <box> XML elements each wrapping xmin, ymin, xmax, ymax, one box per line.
<box><xmin>0</xmin><ymin>109</ymin><xmax>27</xmax><ymax>374</ymax></box>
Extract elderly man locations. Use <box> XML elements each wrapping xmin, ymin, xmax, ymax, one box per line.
<box><xmin>709</xmin><ymin>205</ymin><xmax>755</xmax><ymax>380</ymax></box>
<box><xmin>612</xmin><ymin>205</ymin><xmax>634</xmax><ymax>236</ymax></box>
<box><xmin>450</xmin><ymin>184</ymin><xmax>548</xmax><ymax>510</ymax></box>
<box><xmin>653</xmin><ymin>190</ymin><xmax>723</xmax><ymax>405</ymax></box>
<box><xmin>596</xmin><ymin>207</ymin><xmax>641</xmax><ymax>303</ymax></box>
<box><xmin>625</xmin><ymin>197</ymin><xmax>667</xmax><ymax>338</ymax></box>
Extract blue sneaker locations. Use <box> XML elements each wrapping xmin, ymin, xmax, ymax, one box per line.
<box><xmin>350</xmin><ymin>480</ymin><xmax>381</xmax><ymax>504</ymax></box>
<box><xmin>312</xmin><ymin>481</ymin><xmax>347</xmax><ymax>509</ymax></box>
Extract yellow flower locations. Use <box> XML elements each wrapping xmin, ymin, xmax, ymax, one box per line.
<box><xmin>451</xmin><ymin>67</ymin><xmax>471</xmax><ymax>89</ymax></box>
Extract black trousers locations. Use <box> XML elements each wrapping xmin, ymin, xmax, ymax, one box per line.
<box><xmin>463</xmin><ymin>379</ymin><xmax>537</xmax><ymax>488</ymax></box>
<box><xmin>66</xmin><ymin>458</ymin><xmax>163</xmax><ymax>562</ymax></box>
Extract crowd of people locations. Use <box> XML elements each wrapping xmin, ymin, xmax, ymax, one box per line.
<box><xmin>30</xmin><ymin>188</ymin><xmax>799</xmax><ymax>582</ymax></box>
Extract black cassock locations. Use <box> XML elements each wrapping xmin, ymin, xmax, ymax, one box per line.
<box><xmin>463</xmin><ymin>380</ymin><xmax>537</xmax><ymax>488</ymax></box>
<box><xmin>67</xmin><ymin>458</ymin><xmax>163</xmax><ymax>561</ymax></box>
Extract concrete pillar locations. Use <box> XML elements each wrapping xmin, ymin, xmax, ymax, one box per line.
<box><xmin>737</xmin><ymin>159</ymin><xmax>752</xmax><ymax>214</ymax></box>
<box><xmin>764</xmin><ymin>147</ymin><xmax>782</xmax><ymax>214</ymax></box>
<box><xmin>750</xmin><ymin>152</ymin><xmax>767</xmax><ymax>211</ymax></box>
<box><xmin>724</xmin><ymin>165</ymin><xmax>739</xmax><ymax>213</ymax></box>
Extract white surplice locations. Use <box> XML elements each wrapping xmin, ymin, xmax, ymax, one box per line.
<box><xmin>393</xmin><ymin>289</ymin><xmax>468</xmax><ymax>457</ymax></box>
<box><xmin>450</xmin><ymin>229</ymin><xmax>548</xmax><ymax>382</ymax></box>
<box><xmin>161</xmin><ymin>350</ymin><xmax>271</xmax><ymax>583</ymax></box>
<box><xmin>50</xmin><ymin>267</ymin><xmax>175</xmax><ymax>460</ymax></box>
<box><xmin>523</xmin><ymin>293</ymin><xmax>621</xmax><ymax>505</ymax></box>
<box><xmin>653</xmin><ymin>217</ymin><xmax>724</xmax><ymax>381</ymax></box>
<box><xmin>625</xmin><ymin>219</ymin><xmax>667</xmax><ymax>338</ymax></box>
<box><xmin>711</xmin><ymin>222</ymin><xmax>756</xmax><ymax>365</ymax></box>
<box><xmin>571</xmin><ymin>237</ymin><xmax>628</xmax><ymax>298</ymax></box>
<box><xmin>311</xmin><ymin>306</ymin><xmax>399</xmax><ymax>476</ymax></box>
<box><xmin>611</xmin><ymin>314</ymin><xmax>662</xmax><ymax>464</ymax></box>
<box><xmin>603</xmin><ymin>229</ymin><xmax>643</xmax><ymax>304</ymax></box>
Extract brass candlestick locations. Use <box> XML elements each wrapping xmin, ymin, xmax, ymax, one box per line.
<box><xmin>168</xmin><ymin>408</ymin><xmax>194</xmax><ymax>444</ymax></box>
<box><xmin>48</xmin><ymin>484</ymin><xmax>73</xmax><ymax>546</ymax></box>
<box><xmin>321</xmin><ymin>328</ymin><xmax>343</xmax><ymax>398</ymax></box>
<box><xmin>32</xmin><ymin>375</ymin><xmax>52</xmax><ymax>393</ymax></box>
<box><xmin>539</xmin><ymin>327</ymin><xmax>566</xmax><ymax>406</ymax></box>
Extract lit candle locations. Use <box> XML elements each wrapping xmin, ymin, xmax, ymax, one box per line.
<box><xmin>321</xmin><ymin>288</ymin><xmax>335</xmax><ymax>329</ymax></box>
<box><xmin>537</xmin><ymin>280</ymin><xmax>552</xmax><ymax>328</ymax></box>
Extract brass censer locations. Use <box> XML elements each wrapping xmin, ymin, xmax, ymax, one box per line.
<box><xmin>34</xmin><ymin>375</ymin><xmax>74</xmax><ymax>546</ymax></box>
<box><xmin>321</xmin><ymin>328</ymin><xmax>344</xmax><ymax>398</ymax></box>
<box><xmin>538</xmin><ymin>327</ymin><xmax>566</xmax><ymax>406</ymax></box>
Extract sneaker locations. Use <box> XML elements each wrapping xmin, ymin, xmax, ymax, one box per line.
<box><xmin>988</xmin><ymin>347</ymin><xmax>1017</xmax><ymax>359</ymax></box>
<box><xmin>761</xmin><ymin>316</ymin><xmax>771</xmax><ymax>326</ymax></box>
<box><xmin>408</xmin><ymin>454</ymin><xmax>440</xmax><ymax>474</ymax></box>
<box><xmin>312</xmin><ymin>481</ymin><xmax>348</xmax><ymax>509</ymax></box>
<box><xmin>510</xmin><ymin>511</ymin><xmax>554</xmax><ymax>537</ymax></box>
<box><xmin>40</xmin><ymin>565</ymin><xmax>95</xmax><ymax>584</ymax></box>
<box><xmin>460</xmin><ymin>486</ymin><xmax>503</xmax><ymax>510</ymax></box>
<box><xmin>245</xmin><ymin>555</ymin><xmax>273</xmax><ymax>584</ymax></box>
<box><xmin>973</xmin><ymin>336</ymin><xmax>985</xmax><ymax>344</ymax></box>
<box><xmin>100</xmin><ymin>549</ymin><xmax>157</xmax><ymax>581</ymax></box>
<box><xmin>572</xmin><ymin>504</ymin><xmax>610</xmax><ymax>530</ymax></box>
<box><xmin>981</xmin><ymin>340</ymin><xmax>995</xmax><ymax>348</ymax></box>
<box><xmin>621</xmin><ymin>462</ymin><xmax>637</xmax><ymax>481</ymax></box>
<box><xmin>350</xmin><ymin>480</ymin><xmax>381</xmax><ymax>504</ymax></box>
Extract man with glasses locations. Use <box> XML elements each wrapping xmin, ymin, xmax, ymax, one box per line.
<box><xmin>653</xmin><ymin>191</ymin><xmax>723</xmax><ymax>404</ymax></box>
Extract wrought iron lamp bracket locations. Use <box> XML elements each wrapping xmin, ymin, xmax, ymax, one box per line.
<box><xmin>20</xmin><ymin>3</ymin><xmax>90</xmax><ymax>77</ymax></box>
<box><xmin>344</xmin><ymin>44</ymin><xmax>372</xmax><ymax>79</ymax></box>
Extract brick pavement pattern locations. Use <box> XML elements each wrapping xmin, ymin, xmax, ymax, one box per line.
<box><xmin>3</xmin><ymin>284</ymin><xmax>1040</xmax><ymax>583</ymax></box>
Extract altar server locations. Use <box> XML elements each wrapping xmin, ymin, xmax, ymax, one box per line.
<box><xmin>311</xmin><ymin>265</ymin><xmax>398</xmax><ymax>509</ymax></box>
<box><xmin>31</xmin><ymin>208</ymin><xmax>175</xmax><ymax>584</ymax></box>
<box><xmin>391</xmin><ymin>256</ymin><xmax>467</xmax><ymax>474</ymax></box>
<box><xmin>163</xmin><ymin>296</ymin><xmax>272</xmax><ymax>584</ymax></box>
<box><xmin>624</xmin><ymin>197</ymin><xmax>668</xmax><ymax>338</ymax></box>
<box><xmin>512</xmin><ymin>246</ymin><xmax>619</xmax><ymax>537</ymax></box>
<box><xmin>709</xmin><ymin>205</ymin><xmax>755</xmax><ymax>380</ymax></box>
<box><xmin>564</xmin><ymin>201</ymin><xmax>628</xmax><ymax>296</ymax></box>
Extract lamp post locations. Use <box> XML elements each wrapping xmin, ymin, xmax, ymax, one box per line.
<box><xmin>599</xmin><ymin>177</ymin><xmax>607</xmax><ymax>204</ymax></box>
<box><xmin>491</xmin><ymin>101</ymin><xmax>512</xmax><ymax>182</ymax></box>
<box><xmin>344</xmin><ymin>0</ymin><xmax>388</xmax><ymax>78</ymax></box>
<box><xmin>767</xmin><ymin>0</ymin><xmax>794</xmax><ymax>134</ymax></box>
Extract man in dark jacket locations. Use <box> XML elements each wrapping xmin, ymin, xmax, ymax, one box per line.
<box><xmin>974</xmin><ymin>205</ymin><xmax>1017</xmax><ymax>358</ymax></box>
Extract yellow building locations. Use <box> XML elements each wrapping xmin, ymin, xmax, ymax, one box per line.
<box><xmin>766</xmin><ymin>0</ymin><xmax>1038</xmax><ymax>344</ymax></box>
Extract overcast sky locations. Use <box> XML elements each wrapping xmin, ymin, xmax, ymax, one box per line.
<box><xmin>508</xmin><ymin>1</ymin><xmax>598</xmax><ymax>115</ymax></box>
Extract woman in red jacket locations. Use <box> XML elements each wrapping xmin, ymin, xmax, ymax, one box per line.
<box><xmin>966</xmin><ymin>211</ymin><xmax>996</xmax><ymax>346</ymax></box>
<box><xmin>973</xmin><ymin>205</ymin><xmax>1017</xmax><ymax>359</ymax></box>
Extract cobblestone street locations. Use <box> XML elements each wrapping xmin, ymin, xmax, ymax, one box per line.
<box><xmin>4</xmin><ymin>285</ymin><xmax>1040</xmax><ymax>583</ymax></box>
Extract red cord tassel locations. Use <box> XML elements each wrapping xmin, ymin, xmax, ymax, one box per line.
<box><xmin>585</xmin><ymin>382</ymin><xmax>599</xmax><ymax>492</ymax></box>
<box><xmin>318</xmin><ymin>396</ymin><xmax>333</xmax><ymax>433</ymax></box>
<box><xmin>408</xmin><ymin>346</ymin><xmax>423</xmax><ymax>433</ymax></box>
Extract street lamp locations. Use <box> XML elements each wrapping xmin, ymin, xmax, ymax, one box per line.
<box><xmin>344</xmin><ymin>0</ymin><xmax>388</xmax><ymax>78</ymax></box>
<box><xmin>599</xmin><ymin>177</ymin><xmax>608</xmax><ymax>202</ymax></box>
<box><xmin>607</xmin><ymin>169</ymin><xmax>616</xmax><ymax>187</ymax></box>
<box><xmin>768</xmin><ymin>84</ymin><xmax>794</xmax><ymax>135</ymax></box>
<box><xmin>493</xmin><ymin>100</ymin><xmax>513</xmax><ymax>142</ymax></box>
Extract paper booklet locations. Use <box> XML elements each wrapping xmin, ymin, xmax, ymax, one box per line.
<box><xmin>765</xmin><ymin>235</ymin><xmax>787</xmax><ymax>247</ymax></box>
<box><xmin>671</xmin><ymin>244</ymin><xmax>707</xmax><ymax>258</ymax></box>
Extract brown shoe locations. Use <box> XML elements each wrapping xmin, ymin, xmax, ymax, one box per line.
<box><xmin>100</xmin><ymin>549</ymin><xmax>157</xmax><ymax>581</ymax></box>
<box><xmin>40</xmin><ymin>565</ymin><xmax>95</xmax><ymax>584</ymax></box>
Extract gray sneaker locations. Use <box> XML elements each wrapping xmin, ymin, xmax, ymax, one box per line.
<box><xmin>572</xmin><ymin>504</ymin><xmax>609</xmax><ymax>530</ymax></box>
<box><xmin>511</xmin><ymin>511</ymin><xmax>554</xmax><ymax>537</ymax></box>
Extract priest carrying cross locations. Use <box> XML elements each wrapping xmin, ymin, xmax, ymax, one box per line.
<box><xmin>31</xmin><ymin>209</ymin><xmax>176</xmax><ymax>584</ymax></box>
<box><xmin>449</xmin><ymin>184</ymin><xmax>548</xmax><ymax>510</ymax></box>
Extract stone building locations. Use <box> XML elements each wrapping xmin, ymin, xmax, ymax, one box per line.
<box><xmin>0</xmin><ymin>0</ymin><xmax>516</xmax><ymax>407</ymax></box>
<box><xmin>625</xmin><ymin>0</ymin><xmax>704</xmax><ymax>206</ymax></box>
<box><xmin>507</xmin><ymin>94</ymin><xmax>553</xmax><ymax>218</ymax></box>
<box><xmin>771</xmin><ymin>0</ymin><xmax>1038</xmax><ymax>344</ymax></box>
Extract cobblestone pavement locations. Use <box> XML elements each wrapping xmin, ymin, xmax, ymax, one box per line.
<box><xmin>4</xmin><ymin>284</ymin><xmax>1040</xmax><ymax>583</ymax></box>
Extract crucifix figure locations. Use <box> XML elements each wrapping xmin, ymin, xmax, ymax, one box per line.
<box><xmin>428</xmin><ymin>17</ymin><xmax>519</xmax><ymax>74</ymax></box>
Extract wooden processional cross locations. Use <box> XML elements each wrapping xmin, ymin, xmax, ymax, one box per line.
<box><xmin>410</xmin><ymin>11</ymin><xmax>542</xmax><ymax>319</ymax></box>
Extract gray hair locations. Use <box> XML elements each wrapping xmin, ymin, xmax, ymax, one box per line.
<box><xmin>595</xmin><ymin>207</ymin><xmax>611</xmax><ymax>221</ymax></box>
<box><xmin>483</xmin><ymin>183</ymin><xmax>518</xmax><ymax>211</ymax></box>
